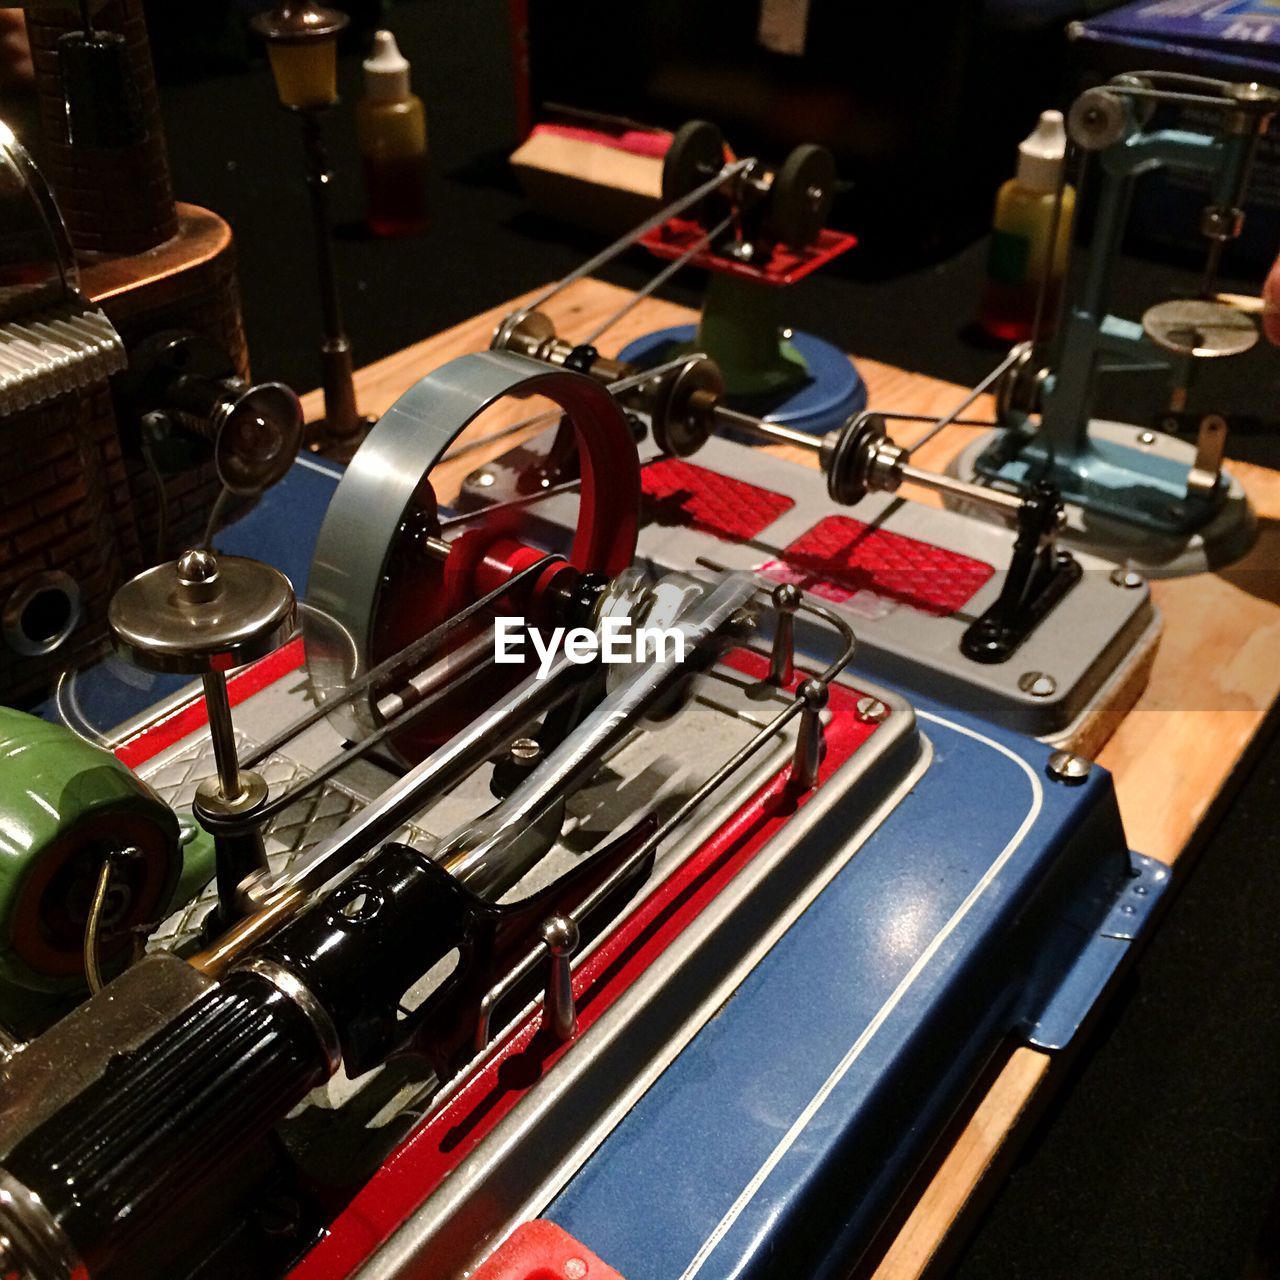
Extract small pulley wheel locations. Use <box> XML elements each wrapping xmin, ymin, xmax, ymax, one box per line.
<box><xmin>649</xmin><ymin>356</ymin><xmax>724</xmax><ymax>458</ymax></box>
<box><xmin>306</xmin><ymin>351</ymin><xmax>641</xmax><ymax>764</ymax></box>
<box><xmin>1068</xmin><ymin>87</ymin><xmax>1130</xmax><ymax>151</ymax></box>
<box><xmin>491</xmin><ymin>308</ymin><xmax>556</xmax><ymax>358</ymax></box>
<box><xmin>1113</xmin><ymin>74</ymin><xmax>1156</xmax><ymax>127</ymax></box>
<box><xmin>769</xmin><ymin>144</ymin><xmax>836</xmax><ymax>250</ymax></box>
<box><xmin>994</xmin><ymin>341</ymin><xmax>1046</xmax><ymax>425</ymax></box>
<box><xmin>662</xmin><ymin>119</ymin><xmax>726</xmax><ymax>211</ymax></box>
<box><xmin>825</xmin><ymin>412</ymin><xmax>886</xmax><ymax>507</ymax></box>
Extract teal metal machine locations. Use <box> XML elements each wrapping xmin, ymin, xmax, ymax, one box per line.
<box><xmin>960</xmin><ymin>72</ymin><xmax>1277</xmax><ymax>575</ymax></box>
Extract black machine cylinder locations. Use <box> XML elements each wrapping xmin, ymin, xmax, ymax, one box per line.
<box><xmin>0</xmin><ymin>968</ymin><xmax>331</xmax><ymax>1279</ymax></box>
<box><xmin>0</xmin><ymin>819</ymin><xmax>651</xmax><ymax>1277</ymax></box>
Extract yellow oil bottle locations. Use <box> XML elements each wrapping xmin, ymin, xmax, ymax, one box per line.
<box><xmin>979</xmin><ymin>110</ymin><xmax>1075</xmax><ymax>342</ymax></box>
<box><xmin>356</xmin><ymin>30</ymin><xmax>428</xmax><ymax>237</ymax></box>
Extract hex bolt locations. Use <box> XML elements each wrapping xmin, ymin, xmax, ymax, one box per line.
<box><xmin>541</xmin><ymin>914</ymin><xmax>580</xmax><ymax>1042</ymax></box>
<box><xmin>768</xmin><ymin>582</ymin><xmax>801</xmax><ymax>687</ymax></box>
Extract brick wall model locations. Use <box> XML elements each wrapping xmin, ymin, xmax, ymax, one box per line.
<box><xmin>4</xmin><ymin>7</ymin><xmax>259</xmax><ymax>706</ymax></box>
<box><xmin>0</xmin><ymin>386</ymin><xmax>142</xmax><ymax>705</ymax></box>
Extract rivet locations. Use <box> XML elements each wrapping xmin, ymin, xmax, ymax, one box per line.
<box><xmin>1120</xmin><ymin>903</ymin><xmax>1136</xmax><ymax>915</ymax></box>
<box><xmin>1138</xmin><ymin>430</ymin><xmax>1157</xmax><ymax>445</ymax></box>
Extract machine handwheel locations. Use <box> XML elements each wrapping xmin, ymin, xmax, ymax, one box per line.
<box><xmin>769</xmin><ymin>143</ymin><xmax>836</xmax><ymax>250</ymax></box>
<box><xmin>305</xmin><ymin>352</ymin><xmax>641</xmax><ymax>764</ymax></box>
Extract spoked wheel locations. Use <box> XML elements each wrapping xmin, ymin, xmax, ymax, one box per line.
<box><xmin>769</xmin><ymin>143</ymin><xmax>836</xmax><ymax>250</ymax></box>
<box><xmin>305</xmin><ymin>352</ymin><xmax>641</xmax><ymax>765</ymax></box>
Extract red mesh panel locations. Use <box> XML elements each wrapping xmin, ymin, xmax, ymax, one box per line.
<box><xmin>641</xmin><ymin>459</ymin><xmax>793</xmax><ymax>541</ymax></box>
<box><xmin>762</xmin><ymin>515</ymin><xmax>994</xmax><ymax>617</ymax></box>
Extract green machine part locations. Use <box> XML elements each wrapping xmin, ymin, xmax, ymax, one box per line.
<box><xmin>0</xmin><ymin>707</ymin><xmax>212</xmax><ymax>1001</ymax></box>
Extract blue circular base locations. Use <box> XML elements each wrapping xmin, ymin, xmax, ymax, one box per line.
<box><xmin>617</xmin><ymin>325</ymin><xmax>867</xmax><ymax>439</ymax></box>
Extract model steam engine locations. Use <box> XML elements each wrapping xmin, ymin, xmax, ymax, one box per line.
<box><xmin>7</xmin><ymin>16</ymin><xmax>1268</xmax><ymax>1280</ymax></box>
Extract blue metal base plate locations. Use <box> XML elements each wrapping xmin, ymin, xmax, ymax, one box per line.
<box><xmin>542</xmin><ymin>702</ymin><xmax>1163</xmax><ymax>1279</ymax></box>
<box><xmin>618</xmin><ymin>325</ymin><xmax>867</xmax><ymax>438</ymax></box>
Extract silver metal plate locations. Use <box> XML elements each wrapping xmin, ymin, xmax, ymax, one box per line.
<box><xmin>463</xmin><ymin>433</ymin><xmax>1157</xmax><ymax>739</ymax></box>
<box><xmin>1142</xmin><ymin>298</ymin><xmax>1258</xmax><ymax>358</ymax></box>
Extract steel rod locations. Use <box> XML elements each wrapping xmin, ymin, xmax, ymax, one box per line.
<box><xmin>905</xmin><ymin>346</ymin><xmax>1026</xmax><ymax>457</ymax></box>
<box><xmin>898</xmin><ymin>461</ymin><xmax>1024</xmax><ymax>515</ymax></box>
<box><xmin>202</xmin><ymin>673</ymin><xmax>243</xmax><ymax>801</ymax></box>
<box><xmin>581</xmin><ymin>212</ymin><xmax>737</xmax><ymax>345</ymax></box>
<box><xmin>520</xmin><ymin>159</ymin><xmax>752</xmax><ymax>314</ymax></box>
<box><xmin>286</xmin><ymin>654</ymin><xmax>588</xmax><ymax>896</ymax></box>
<box><xmin>712</xmin><ymin>405</ymin><xmax>822</xmax><ymax>451</ymax></box>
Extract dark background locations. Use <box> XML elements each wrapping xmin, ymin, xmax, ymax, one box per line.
<box><xmin>10</xmin><ymin>2</ymin><xmax>1280</xmax><ymax>1275</ymax></box>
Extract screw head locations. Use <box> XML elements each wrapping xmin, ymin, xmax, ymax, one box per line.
<box><xmin>1138</xmin><ymin>430</ymin><xmax>1157</xmax><ymax>446</ymax></box>
<box><xmin>1110</xmin><ymin>566</ymin><xmax>1144</xmax><ymax>588</ymax></box>
<box><xmin>509</xmin><ymin>737</ymin><xmax>542</xmax><ymax>766</ymax></box>
<box><xmin>1019</xmin><ymin>671</ymin><xmax>1058</xmax><ymax>698</ymax></box>
<box><xmin>1046</xmin><ymin>750</ymin><xmax>1092</xmax><ymax>785</ymax></box>
<box><xmin>855</xmin><ymin>695</ymin><xmax>889</xmax><ymax>724</ymax></box>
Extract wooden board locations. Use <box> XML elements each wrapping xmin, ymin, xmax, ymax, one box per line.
<box><xmin>300</xmin><ymin>278</ymin><xmax>1280</xmax><ymax>1278</ymax></box>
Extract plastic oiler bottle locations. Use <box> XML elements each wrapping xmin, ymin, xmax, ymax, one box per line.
<box><xmin>979</xmin><ymin>110</ymin><xmax>1075</xmax><ymax>343</ymax></box>
<box><xmin>356</xmin><ymin>30</ymin><xmax>428</xmax><ymax>237</ymax></box>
